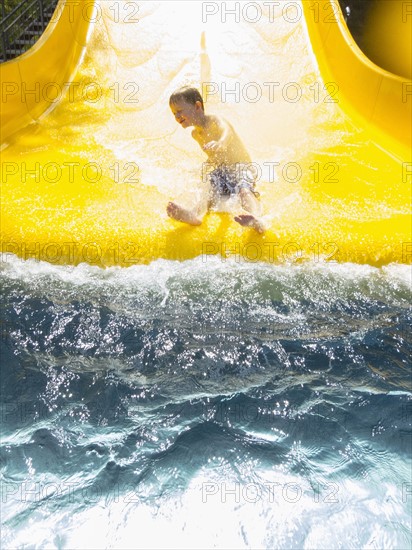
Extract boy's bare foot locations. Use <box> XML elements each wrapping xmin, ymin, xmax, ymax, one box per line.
<box><xmin>167</xmin><ymin>202</ymin><xmax>202</xmax><ymax>226</ymax></box>
<box><xmin>234</xmin><ymin>214</ymin><xmax>266</xmax><ymax>234</ymax></box>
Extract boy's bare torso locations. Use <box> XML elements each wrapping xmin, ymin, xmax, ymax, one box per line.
<box><xmin>191</xmin><ymin>115</ymin><xmax>251</xmax><ymax>166</ymax></box>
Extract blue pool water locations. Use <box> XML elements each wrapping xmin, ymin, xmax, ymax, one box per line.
<box><xmin>1</xmin><ymin>253</ymin><xmax>411</xmax><ymax>549</ymax></box>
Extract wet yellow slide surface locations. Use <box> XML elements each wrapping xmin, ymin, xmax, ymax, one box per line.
<box><xmin>1</xmin><ymin>0</ymin><xmax>411</xmax><ymax>266</ymax></box>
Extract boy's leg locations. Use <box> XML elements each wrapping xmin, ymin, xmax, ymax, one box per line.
<box><xmin>167</xmin><ymin>193</ymin><xmax>210</xmax><ymax>226</ymax></box>
<box><xmin>234</xmin><ymin>187</ymin><xmax>266</xmax><ymax>234</ymax></box>
<box><xmin>238</xmin><ymin>187</ymin><xmax>262</xmax><ymax>216</ymax></box>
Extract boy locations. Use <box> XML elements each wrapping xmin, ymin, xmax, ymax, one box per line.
<box><xmin>166</xmin><ymin>86</ymin><xmax>265</xmax><ymax>234</ymax></box>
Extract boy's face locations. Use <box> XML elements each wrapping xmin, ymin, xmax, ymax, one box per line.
<box><xmin>170</xmin><ymin>99</ymin><xmax>202</xmax><ymax>128</ymax></box>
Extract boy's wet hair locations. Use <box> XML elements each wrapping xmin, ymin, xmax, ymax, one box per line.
<box><xmin>169</xmin><ymin>86</ymin><xmax>204</xmax><ymax>109</ymax></box>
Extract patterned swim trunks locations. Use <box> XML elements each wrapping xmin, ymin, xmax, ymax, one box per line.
<box><xmin>207</xmin><ymin>163</ymin><xmax>260</xmax><ymax>200</ymax></box>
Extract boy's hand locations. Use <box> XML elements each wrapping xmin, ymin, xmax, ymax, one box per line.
<box><xmin>203</xmin><ymin>140</ymin><xmax>221</xmax><ymax>151</ymax></box>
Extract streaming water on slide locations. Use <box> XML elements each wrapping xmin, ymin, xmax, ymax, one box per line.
<box><xmin>1</xmin><ymin>2</ymin><xmax>411</xmax><ymax>549</ymax></box>
<box><xmin>1</xmin><ymin>1</ymin><xmax>409</xmax><ymax>264</ymax></box>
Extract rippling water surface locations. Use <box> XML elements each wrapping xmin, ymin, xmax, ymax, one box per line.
<box><xmin>1</xmin><ymin>254</ymin><xmax>411</xmax><ymax>549</ymax></box>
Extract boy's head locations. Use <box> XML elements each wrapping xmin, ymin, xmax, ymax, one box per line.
<box><xmin>169</xmin><ymin>87</ymin><xmax>204</xmax><ymax>128</ymax></box>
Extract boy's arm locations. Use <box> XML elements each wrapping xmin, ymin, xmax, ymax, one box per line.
<box><xmin>203</xmin><ymin>117</ymin><xmax>233</xmax><ymax>151</ymax></box>
<box><xmin>216</xmin><ymin>117</ymin><xmax>232</xmax><ymax>147</ymax></box>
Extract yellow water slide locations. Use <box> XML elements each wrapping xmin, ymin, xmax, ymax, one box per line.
<box><xmin>1</xmin><ymin>0</ymin><xmax>411</xmax><ymax>266</ymax></box>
